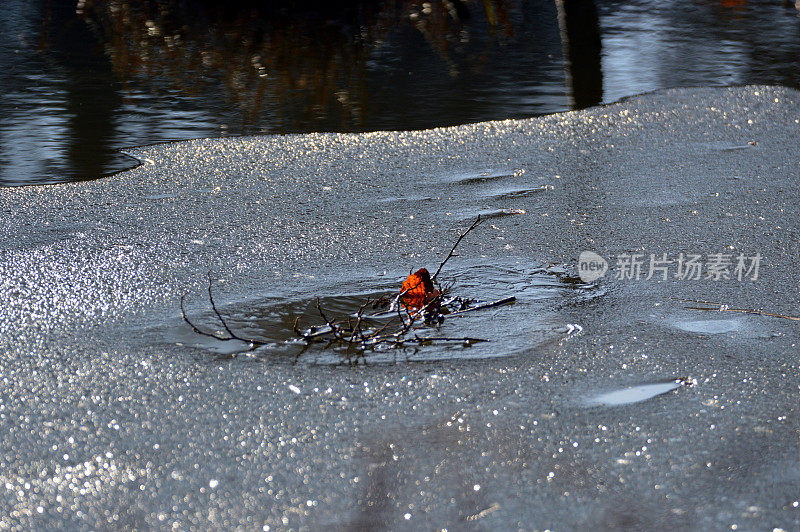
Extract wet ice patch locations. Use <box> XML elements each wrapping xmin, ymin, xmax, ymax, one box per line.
<box><xmin>627</xmin><ymin>188</ymin><xmax>691</xmax><ymax>206</ymax></box>
<box><xmin>377</xmin><ymin>195</ymin><xmax>440</xmax><ymax>204</ymax></box>
<box><xmin>456</xmin><ymin>208</ymin><xmax>526</xmax><ymax>222</ymax></box>
<box><xmin>701</xmin><ymin>140</ymin><xmax>758</xmax><ymax>152</ymax></box>
<box><xmin>440</xmin><ymin>168</ymin><xmax>526</xmax><ymax>185</ymax></box>
<box><xmin>673</xmin><ymin>318</ymin><xmax>741</xmax><ymax>334</ymax></box>
<box><xmin>583</xmin><ymin>379</ymin><xmax>690</xmax><ymax>407</ymax></box>
<box><xmin>662</xmin><ymin>313</ymin><xmax>779</xmax><ymax>340</ymax></box>
<box><xmin>487</xmin><ymin>185</ymin><xmax>550</xmax><ymax>200</ymax></box>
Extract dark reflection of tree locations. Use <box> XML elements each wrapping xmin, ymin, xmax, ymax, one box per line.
<box><xmin>555</xmin><ymin>0</ymin><xmax>602</xmax><ymax>110</ymax></box>
<box><xmin>595</xmin><ymin>0</ymin><xmax>800</xmax><ymax>98</ymax></box>
<box><xmin>673</xmin><ymin>0</ymin><xmax>800</xmax><ymax>89</ymax></box>
<box><xmin>78</xmin><ymin>0</ymin><xmax>523</xmax><ymax>134</ymax></box>
<box><xmin>42</xmin><ymin>0</ymin><xmax>123</xmax><ymax>181</ymax></box>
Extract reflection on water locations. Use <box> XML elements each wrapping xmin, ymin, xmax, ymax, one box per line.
<box><xmin>1</xmin><ymin>0</ymin><xmax>799</xmax><ymax>185</ymax></box>
<box><xmin>599</xmin><ymin>0</ymin><xmax>800</xmax><ymax>103</ymax></box>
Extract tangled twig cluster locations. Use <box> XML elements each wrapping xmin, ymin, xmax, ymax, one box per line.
<box><xmin>293</xmin><ymin>294</ymin><xmax>493</xmax><ymax>349</ymax></box>
<box><xmin>181</xmin><ymin>215</ymin><xmax>517</xmax><ymax>354</ymax></box>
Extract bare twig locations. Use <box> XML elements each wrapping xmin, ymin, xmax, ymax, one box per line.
<box><xmin>181</xmin><ymin>276</ymin><xmax>266</xmax><ymax>349</ymax></box>
<box><xmin>207</xmin><ymin>274</ymin><xmax>240</xmax><ymax>339</ymax></box>
<box><xmin>441</xmin><ymin>278</ymin><xmax>457</xmax><ymax>294</ymax></box>
<box><xmin>369</xmin><ymin>334</ymin><xmax>488</xmax><ymax>348</ymax></box>
<box><xmin>349</xmin><ymin>300</ymin><xmax>372</xmax><ymax>343</ymax></box>
<box><xmin>685</xmin><ymin>305</ymin><xmax>800</xmax><ymax>321</ymax></box>
<box><xmin>207</xmin><ymin>276</ymin><xmax>266</xmax><ymax>346</ymax></box>
<box><xmin>293</xmin><ymin>316</ymin><xmax>332</xmax><ymax>340</ymax></box>
<box><xmin>412</xmin><ymin>336</ymin><xmax>488</xmax><ymax>344</ymax></box>
<box><xmin>295</xmin><ymin>292</ymin><xmax>514</xmax><ymax>350</ymax></box>
<box><xmin>316</xmin><ymin>297</ymin><xmax>352</xmax><ymax>341</ymax></box>
<box><xmin>675</xmin><ymin>298</ymin><xmax>800</xmax><ymax>321</ymax></box>
<box><xmin>364</xmin><ymin>315</ymin><xmax>399</xmax><ymax>339</ymax></box>
<box><xmin>432</xmin><ymin>215</ymin><xmax>484</xmax><ymax>281</ymax></box>
<box><xmin>363</xmin><ymin>304</ymin><xmax>417</xmax><ymax>347</ymax></box>
<box><xmin>388</xmin><ymin>287</ymin><xmax>410</xmax><ymax>312</ymax></box>
<box><xmin>405</xmin><ymin>289</ymin><xmax>443</xmax><ymax>321</ymax></box>
<box><xmin>446</xmin><ymin>296</ymin><xmax>517</xmax><ymax>317</ymax></box>
<box><xmin>395</xmin><ymin>304</ymin><xmax>417</xmax><ymax>337</ymax></box>
<box><xmin>293</xmin><ymin>316</ymin><xmax>307</xmax><ymax>337</ymax></box>
<box><xmin>180</xmin><ymin>294</ymin><xmax>230</xmax><ymax>341</ymax></box>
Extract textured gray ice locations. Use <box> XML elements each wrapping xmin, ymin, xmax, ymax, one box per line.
<box><xmin>0</xmin><ymin>86</ymin><xmax>798</xmax><ymax>530</ymax></box>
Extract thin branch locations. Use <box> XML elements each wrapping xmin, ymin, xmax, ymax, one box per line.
<box><xmin>447</xmin><ymin>296</ymin><xmax>517</xmax><ymax>317</ymax></box>
<box><xmin>349</xmin><ymin>300</ymin><xmax>371</xmax><ymax>343</ymax></box>
<box><xmin>441</xmin><ymin>278</ymin><xmax>457</xmax><ymax>294</ymax></box>
<box><xmin>181</xmin><ymin>275</ymin><xmax>265</xmax><ymax>348</ymax></box>
<box><xmin>295</xmin><ymin>293</ymin><xmax>515</xmax><ymax>348</ymax></box>
<box><xmin>675</xmin><ymin>298</ymin><xmax>800</xmax><ymax>321</ymax></box>
<box><xmin>206</xmin><ymin>274</ymin><xmax>266</xmax><ymax>345</ymax></box>
<box><xmin>369</xmin><ymin>335</ymin><xmax>488</xmax><ymax>348</ymax></box>
<box><xmin>391</xmin><ymin>287</ymin><xmax>412</xmax><ymax>311</ymax></box>
<box><xmin>180</xmin><ymin>294</ymin><xmax>230</xmax><ymax>341</ymax></box>
<box><xmin>672</xmin><ymin>298</ymin><xmax>723</xmax><ymax>306</ymax></box>
<box><xmin>317</xmin><ymin>297</ymin><xmax>350</xmax><ymax>341</ymax></box>
<box><xmin>297</xmin><ymin>321</ymin><xmax>335</xmax><ymax>339</ymax></box>
<box><xmin>207</xmin><ymin>273</ymin><xmax>239</xmax><ymax>339</ymax></box>
<box><xmin>293</xmin><ymin>316</ymin><xmax>319</xmax><ymax>340</ymax></box>
<box><xmin>292</xmin><ymin>317</ymin><xmax>307</xmax><ymax>338</ymax></box>
<box><xmin>685</xmin><ymin>306</ymin><xmax>800</xmax><ymax>321</ymax></box>
<box><xmin>412</xmin><ymin>336</ymin><xmax>488</xmax><ymax>344</ymax></box>
<box><xmin>404</xmin><ymin>290</ymin><xmax>443</xmax><ymax>321</ymax></box>
<box><xmin>432</xmin><ymin>215</ymin><xmax>484</xmax><ymax>281</ymax></box>
<box><xmin>364</xmin><ymin>304</ymin><xmax>417</xmax><ymax>346</ymax></box>
<box><xmin>395</xmin><ymin>303</ymin><xmax>417</xmax><ymax>337</ymax></box>
<box><xmin>364</xmin><ymin>315</ymin><xmax>399</xmax><ymax>339</ymax></box>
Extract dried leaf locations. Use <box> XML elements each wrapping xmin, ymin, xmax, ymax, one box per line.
<box><xmin>400</xmin><ymin>268</ymin><xmax>440</xmax><ymax>310</ymax></box>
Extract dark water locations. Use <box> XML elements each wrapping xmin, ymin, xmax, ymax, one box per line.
<box><xmin>1</xmin><ymin>0</ymin><xmax>799</xmax><ymax>186</ymax></box>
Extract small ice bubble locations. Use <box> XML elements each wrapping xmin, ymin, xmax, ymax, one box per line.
<box><xmin>473</xmin><ymin>484</ymin><xmax>480</xmax><ymax>491</ymax></box>
<box><xmin>209</xmin><ymin>479</ymin><xmax>219</xmax><ymax>488</ymax></box>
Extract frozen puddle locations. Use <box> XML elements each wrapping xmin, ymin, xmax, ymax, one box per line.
<box><xmin>673</xmin><ymin>318</ymin><xmax>741</xmax><ymax>334</ymax></box>
<box><xmin>583</xmin><ymin>379</ymin><xmax>692</xmax><ymax>407</ymax></box>
<box><xmin>170</xmin><ymin>261</ymin><xmax>602</xmax><ymax>364</ymax></box>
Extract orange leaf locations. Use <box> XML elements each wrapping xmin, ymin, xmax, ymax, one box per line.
<box><xmin>400</xmin><ymin>268</ymin><xmax>440</xmax><ymax>310</ymax></box>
